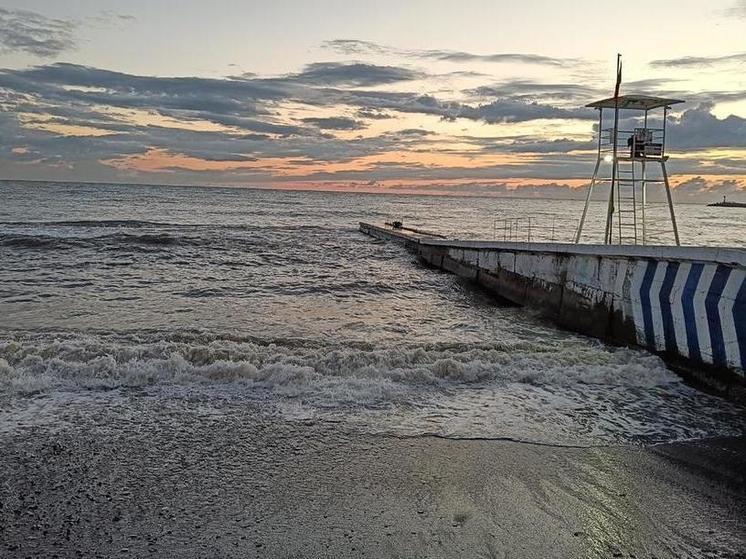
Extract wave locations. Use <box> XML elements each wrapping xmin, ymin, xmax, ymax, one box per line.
<box><xmin>108</xmin><ymin>232</ymin><xmax>181</xmax><ymax>246</ymax></box>
<box><xmin>0</xmin><ymin>219</ymin><xmax>175</xmax><ymax>228</ymax></box>
<box><xmin>0</xmin><ymin>234</ymin><xmax>67</xmax><ymax>249</ymax></box>
<box><xmin>0</xmin><ymin>330</ymin><xmax>676</xmax><ymax>397</ymax></box>
<box><xmin>2</xmin><ymin>331</ymin><xmax>744</xmax><ymax>445</ymax></box>
<box><xmin>0</xmin><ymin>231</ymin><xmax>186</xmax><ymax>250</ymax></box>
<box><xmin>0</xmin><ymin>223</ymin><xmax>338</xmax><ymax>252</ymax></box>
<box><xmin>0</xmin><ymin>219</ymin><xmax>334</xmax><ymax>232</ymax></box>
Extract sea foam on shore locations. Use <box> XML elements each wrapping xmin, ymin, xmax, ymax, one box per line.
<box><xmin>2</xmin><ymin>330</ymin><xmax>745</xmax><ymax>446</ymax></box>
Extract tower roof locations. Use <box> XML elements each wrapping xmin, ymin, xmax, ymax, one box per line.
<box><xmin>586</xmin><ymin>95</ymin><xmax>685</xmax><ymax>110</ymax></box>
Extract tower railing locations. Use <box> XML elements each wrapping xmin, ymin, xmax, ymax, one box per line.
<box><xmin>600</xmin><ymin>127</ymin><xmax>666</xmax><ymax>158</ymax></box>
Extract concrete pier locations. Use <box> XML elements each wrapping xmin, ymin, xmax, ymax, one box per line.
<box><xmin>360</xmin><ymin>222</ymin><xmax>746</xmax><ymax>396</ymax></box>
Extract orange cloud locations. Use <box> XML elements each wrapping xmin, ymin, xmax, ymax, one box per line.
<box><xmin>669</xmin><ymin>174</ymin><xmax>746</xmax><ymax>189</ymax></box>
<box><xmin>103</xmin><ymin>147</ymin><xmax>538</xmax><ymax>176</ymax></box>
<box><xmin>246</xmin><ymin>177</ymin><xmax>590</xmax><ymax>196</ymax></box>
<box><xmin>103</xmin><ymin>149</ymin><xmax>305</xmax><ymax>173</ymax></box>
<box><xmin>100</xmin><ymin>149</ymin><xmax>745</xmax><ymax>198</ymax></box>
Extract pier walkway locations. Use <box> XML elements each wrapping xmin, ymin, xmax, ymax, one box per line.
<box><xmin>360</xmin><ymin>222</ymin><xmax>746</xmax><ymax>397</ymax></box>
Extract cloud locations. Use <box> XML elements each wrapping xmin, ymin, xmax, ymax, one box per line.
<box><xmin>372</xmin><ymin>180</ymin><xmax>586</xmax><ymax>198</ymax></box>
<box><xmin>669</xmin><ymin>176</ymin><xmax>746</xmax><ymax>202</ymax></box>
<box><xmin>396</xmin><ymin>128</ymin><xmax>433</xmax><ymax>136</ymax></box>
<box><xmin>0</xmin><ymin>7</ymin><xmax>76</xmax><ymax>57</ymax></box>
<box><xmin>667</xmin><ymin>102</ymin><xmax>746</xmax><ymax>149</ymax></box>
<box><xmin>0</xmin><ymin>62</ymin><xmax>596</xmax><ymax>137</ymax></box>
<box><xmin>300</xmin><ymin>116</ymin><xmax>365</xmax><ymax>130</ymax></box>
<box><xmin>488</xmin><ymin>137</ymin><xmax>595</xmax><ymax>153</ymax></box>
<box><xmin>420</xmin><ymin>51</ymin><xmax>577</xmax><ymax>66</ymax></box>
<box><xmin>457</xmin><ymin>98</ymin><xmax>594</xmax><ymax>123</ymax></box>
<box><xmin>293</xmin><ymin>62</ymin><xmax>423</xmax><ymax>86</ymax></box>
<box><xmin>323</xmin><ymin>39</ymin><xmax>579</xmax><ymax>67</ymax></box>
<box><xmin>649</xmin><ymin>52</ymin><xmax>746</xmax><ymax>68</ymax></box>
<box><xmin>466</xmin><ymin>77</ymin><xmax>685</xmax><ymax>106</ymax></box>
<box><xmin>356</xmin><ymin>107</ymin><xmax>394</xmax><ymax>120</ymax></box>
<box><xmin>322</xmin><ymin>88</ymin><xmax>594</xmax><ymax>125</ymax></box>
<box><xmin>322</xmin><ymin>39</ymin><xmax>389</xmax><ymax>56</ymax></box>
<box><xmin>93</xmin><ymin>11</ymin><xmax>137</xmax><ymax>24</ymax></box>
<box><xmin>724</xmin><ymin>0</ymin><xmax>746</xmax><ymax>17</ymax></box>
<box><xmin>0</xmin><ymin>62</ymin><xmax>303</xmax><ymax>135</ymax></box>
<box><xmin>0</xmin><ymin>59</ymin><xmax>742</xmax><ymax>193</ymax></box>
<box><xmin>466</xmin><ymin>81</ymin><xmax>601</xmax><ymax>102</ymax></box>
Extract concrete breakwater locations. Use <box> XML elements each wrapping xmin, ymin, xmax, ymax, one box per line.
<box><xmin>360</xmin><ymin>222</ymin><xmax>746</xmax><ymax>396</ymax></box>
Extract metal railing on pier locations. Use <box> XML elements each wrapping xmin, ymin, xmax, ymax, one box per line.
<box><xmin>492</xmin><ymin>217</ymin><xmax>570</xmax><ymax>243</ymax></box>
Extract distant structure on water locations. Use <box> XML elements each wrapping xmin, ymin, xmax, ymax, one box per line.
<box><xmin>575</xmin><ymin>55</ymin><xmax>684</xmax><ymax>246</ymax></box>
<box><xmin>708</xmin><ymin>196</ymin><xmax>746</xmax><ymax>208</ymax></box>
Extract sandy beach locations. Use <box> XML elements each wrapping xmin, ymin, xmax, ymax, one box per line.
<box><xmin>1</xmin><ymin>392</ymin><xmax>744</xmax><ymax>558</ymax></box>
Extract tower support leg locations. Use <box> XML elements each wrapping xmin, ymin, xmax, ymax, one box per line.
<box><xmin>661</xmin><ymin>161</ymin><xmax>680</xmax><ymax>246</ymax></box>
<box><xmin>641</xmin><ymin>158</ymin><xmax>647</xmax><ymax>245</ymax></box>
<box><xmin>641</xmin><ymin>109</ymin><xmax>648</xmax><ymax>246</ymax></box>
<box><xmin>604</xmin><ymin>158</ymin><xmax>617</xmax><ymax>244</ymax></box>
<box><xmin>575</xmin><ymin>158</ymin><xmax>600</xmax><ymax>243</ymax></box>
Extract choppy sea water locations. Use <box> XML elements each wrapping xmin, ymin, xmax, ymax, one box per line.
<box><xmin>1</xmin><ymin>181</ymin><xmax>744</xmax><ymax>446</ymax></box>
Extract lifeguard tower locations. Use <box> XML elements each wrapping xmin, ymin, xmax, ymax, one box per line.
<box><xmin>574</xmin><ymin>65</ymin><xmax>684</xmax><ymax>245</ymax></box>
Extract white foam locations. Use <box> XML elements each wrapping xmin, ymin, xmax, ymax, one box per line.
<box><xmin>0</xmin><ymin>332</ymin><xmax>674</xmax><ymax>395</ymax></box>
<box><xmin>1</xmin><ymin>331</ymin><xmax>744</xmax><ymax>445</ymax></box>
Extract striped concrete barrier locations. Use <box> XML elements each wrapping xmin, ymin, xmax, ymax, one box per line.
<box><xmin>629</xmin><ymin>260</ymin><xmax>744</xmax><ymax>372</ymax></box>
<box><xmin>359</xmin><ymin>222</ymin><xmax>745</xmax><ymax>394</ymax></box>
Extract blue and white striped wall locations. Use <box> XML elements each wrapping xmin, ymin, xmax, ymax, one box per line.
<box><xmin>437</xmin><ymin>240</ymin><xmax>746</xmax><ymax>376</ymax></box>
<box><xmin>627</xmin><ymin>260</ymin><xmax>745</xmax><ymax>372</ymax></box>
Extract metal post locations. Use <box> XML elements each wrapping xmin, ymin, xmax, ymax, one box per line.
<box><xmin>605</xmin><ymin>161</ymin><xmax>616</xmax><ymax>242</ymax></box>
<box><xmin>660</xmin><ymin>105</ymin><xmax>679</xmax><ymax>245</ymax></box>
<box><xmin>605</xmin><ymin>55</ymin><xmax>622</xmax><ymax>245</ymax></box>
<box><xmin>528</xmin><ymin>217</ymin><xmax>532</xmax><ymax>242</ymax></box>
<box><xmin>661</xmin><ymin>161</ymin><xmax>680</xmax><ymax>246</ymax></box>
<box><xmin>641</xmin><ymin>109</ymin><xmax>648</xmax><ymax>245</ymax></box>
<box><xmin>631</xmin><ymin>136</ymin><xmax>638</xmax><ymax>244</ymax></box>
<box><xmin>575</xmin><ymin>108</ymin><xmax>603</xmax><ymax>243</ymax></box>
<box><xmin>617</xmin><ymin>153</ymin><xmax>623</xmax><ymax>242</ymax></box>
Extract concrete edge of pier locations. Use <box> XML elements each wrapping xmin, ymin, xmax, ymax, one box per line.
<box><xmin>359</xmin><ymin>222</ymin><xmax>746</xmax><ymax>400</ymax></box>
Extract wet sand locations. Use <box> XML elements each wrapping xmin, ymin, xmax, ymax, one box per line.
<box><xmin>1</xmin><ymin>393</ymin><xmax>744</xmax><ymax>558</ymax></box>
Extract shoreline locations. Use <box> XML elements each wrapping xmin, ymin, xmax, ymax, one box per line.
<box><xmin>1</xmin><ymin>394</ymin><xmax>744</xmax><ymax>558</ymax></box>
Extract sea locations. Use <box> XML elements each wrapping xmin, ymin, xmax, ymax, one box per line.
<box><xmin>1</xmin><ymin>180</ymin><xmax>745</xmax><ymax>446</ymax></box>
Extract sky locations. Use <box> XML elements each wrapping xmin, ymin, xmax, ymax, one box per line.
<box><xmin>0</xmin><ymin>0</ymin><xmax>745</xmax><ymax>201</ymax></box>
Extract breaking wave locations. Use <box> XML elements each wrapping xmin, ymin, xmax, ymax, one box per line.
<box><xmin>0</xmin><ymin>330</ymin><xmax>669</xmax><ymax>396</ymax></box>
<box><xmin>1</xmin><ymin>331</ymin><xmax>745</xmax><ymax>445</ymax></box>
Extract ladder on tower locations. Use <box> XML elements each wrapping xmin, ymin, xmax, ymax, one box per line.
<box><xmin>615</xmin><ymin>158</ymin><xmax>638</xmax><ymax>244</ymax></box>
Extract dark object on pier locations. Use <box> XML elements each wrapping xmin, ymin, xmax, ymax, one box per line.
<box><xmin>384</xmin><ymin>221</ymin><xmax>447</xmax><ymax>239</ymax></box>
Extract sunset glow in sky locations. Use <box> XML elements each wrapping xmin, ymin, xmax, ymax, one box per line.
<box><xmin>1</xmin><ymin>0</ymin><xmax>745</xmax><ymax>200</ymax></box>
